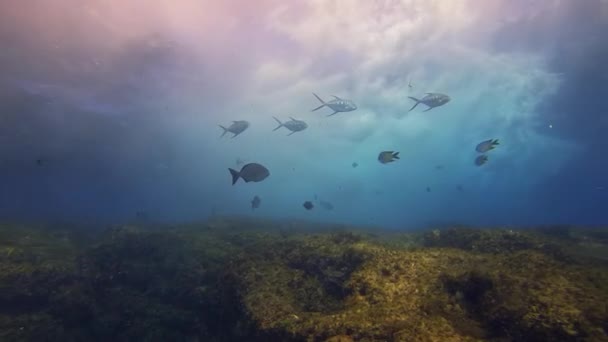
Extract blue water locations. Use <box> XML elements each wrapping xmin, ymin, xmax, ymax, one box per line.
<box><xmin>0</xmin><ymin>1</ymin><xmax>607</xmax><ymax>229</ymax></box>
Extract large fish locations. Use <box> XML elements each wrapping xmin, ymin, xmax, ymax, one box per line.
<box><xmin>272</xmin><ymin>116</ymin><xmax>308</xmax><ymax>135</ymax></box>
<box><xmin>228</xmin><ymin>163</ymin><xmax>270</xmax><ymax>185</ymax></box>
<box><xmin>408</xmin><ymin>93</ymin><xmax>450</xmax><ymax>112</ymax></box>
<box><xmin>475</xmin><ymin>139</ymin><xmax>499</xmax><ymax>153</ymax></box>
<box><xmin>219</xmin><ymin>120</ymin><xmax>250</xmax><ymax>138</ymax></box>
<box><xmin>311</xmin><ymin>93</ymin><xmax>357</xmax><ymax>116</ymax></box>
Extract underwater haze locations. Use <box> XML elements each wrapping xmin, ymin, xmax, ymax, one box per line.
<box><xmin>1</xmin><ymin>0</ymin><xmax>607</xmax><ymax>229</ymax></box>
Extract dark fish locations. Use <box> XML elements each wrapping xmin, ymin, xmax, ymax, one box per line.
<box><xmin>303</xmin><ymin>201</ymin><xmax>314</xmax><ymax>210</ymax></box>
<box><xmin>408</xmin><ymin>93</ymin><xmax>450</xmax><ymax>112</ymax></box>
<box><xmin>435</xmin><ymin>165</ymin><xmax>444</xmax><ymax>170</ymax></box>
<box><xmin>36</xmin><ymin>158</ymin><xmax>45</xmax><ymax>166</ymax></box>
<box><xmin>228</xmin><ymin>163</ymin><xmax>270</xmax><ymax>185</ymax></box>
<box><xmin>219</xmin><ymin>120</ymin><xmax>250</xmax><ymax>138</ymax></box>
<box><xmin>476</xmin><ymin>139</ymin><xmax>499</xmax><ymax>153</ymax></box>
<box><xmin>475</xmin><ymin>155</ymin><xmax>488</xmax><ymax>166</ymax></box>
<box><xmin>311</xmin><ymin>93</ymin><xmax>357</xmax><ymax>116</ymax></box>
<box><xmin>319</xmin><ymin>200</ymin><xmax>334</xmax><ymax>210</ymax></box>
<box><xmin>251</xmin><ymin>195</ymin><xmax>261</xmax><ymax>210</ymax></box>
<box><xmin>426</xmin><ymin>186</ymin><xmax>431</xmax><ymax>193</ymax></box>
<box><xmin>272</xmin><ymin>116</ymin><xmax>308</xmax><ymax>135</ymax></box>
<box><xmin>352</xmin><ymin>162</ymin><xmax>358</xmax><ymax>168</ymax></box>
<box><xmin>378</xmin><ymin>151</ymin><xmax>400</xmax><ymax>164</ymax></box>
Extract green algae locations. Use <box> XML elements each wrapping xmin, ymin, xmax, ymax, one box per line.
<box><xmin>0</xmin><ymin>219</ymin><xmax>607</xmax><ymax>341</ymax></box>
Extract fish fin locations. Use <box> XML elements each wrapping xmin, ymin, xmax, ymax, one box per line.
<box><xmin>287</xmin><ymin>131</ymin><xmax>296</xmax><ymax>136</ymax></box>
<box><xmin>289</xmin><ymin>116</ymin><xmax>297</xmax><ymax>121</ymax></box>
<box><xmin>326</xmin><ymin>111</ymin><xmax>338</xmax><ymax>117</ymax></box>
<box><xmin>231</xmin><ymin>132</ymin><xmax>241</xmax><ymax>138</ymax></box>
<box><xmin>331</xmin><ymin>95</ymin><xmax>343</xmax><ymax>100</ymax></box>
<box><xmin>423</xmin><ymin>106</ymin><xmax>434</xmax><ymax>112</ymax></box>
<box><xmin>407</xmin><ymin>97</ymin><xmax>420</xmax><ymax>111</ymax></box>
<box><xmin>493</xmin><ymin>139</ymin><xmax>499</xmax><ymax>145</ymax></box>
<box><xmin>219</xmin><ymin>125</ymin><xmax>228</xmax><ymax>137</ymax></box>
<box><xmin>228</xmin><ymin>168</ymin><xmax>240</xmax><ymax>185</ymax></box>
<box><xmin>393</xmin><ymin>152</ymin><xmax>400</xmax><ymax>159</ymax></box>
<box><xmin>311</xmin><ymin>93</ymin><xmax>326</xmax><ymax>111</ymax></box>
<box><xmin>272</xmin><ymin>116</ymin><xmax>283</xmax><ymax>131</ymax></box>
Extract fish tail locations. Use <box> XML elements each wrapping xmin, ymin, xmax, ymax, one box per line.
<box><xmin>219</xmin><ymin>125</ymin><xmax>228</xmax><ymax>137</ymax></box>
<box><xmin>272</xmin><ymin>116</ymin><xmax>283</xmax><ymax>131</ymax></box>
<box><xmin>311</xmin><ymin>93</ymin><xmax>326</xmax><ymax>111</ymax></box>
<box><xmin>392</xmin><ymin>152</ymin><xmax>400</xmax><ymax>159</ymax></box>
<box><xmin>407</xmin><ymin>97</ymin><xmax>420</xmax><ymax>111</ymax></box>
<box><xmin>228</xmin><ymin>168</ymin><xmax>240</xmax><ymax>185</ymax></box>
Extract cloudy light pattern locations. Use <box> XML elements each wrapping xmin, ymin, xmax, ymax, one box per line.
<box><xmin>0</xmin><ymin>0</ymin><xmax>607</xmax><ymax>228</ymax></box>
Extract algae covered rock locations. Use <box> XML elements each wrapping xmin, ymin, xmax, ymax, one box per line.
<box><xmin>0</xmin><ymin>221</ymin><xmax>607</xmax><ymax>341</ymax></box>
<box><xmin>227</xmin><ymin>231</ymin><xmax>608</xmax><ymax>341</ymax></box>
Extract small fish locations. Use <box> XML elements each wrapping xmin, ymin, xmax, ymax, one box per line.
<box><xmin>408</xmin><ymin>79</ymin><xmax>413</xmax><ymax>91</ymax></box>
<box><xmin>272</xmin><ymin>116</ymin><xmax>308</xmax><ymax>136</ymax></box>
<box><xmin>251</xmin><ymin>195</ymin><xmax>261</xmax><ymax>210</ymax></box>
<box><xmin>228</xmin><ymin>163</ymin><xmax>270</xmax><ymax>185</ymax></box>
<box><xmin>457</xmin><ymin>185</ymin><xmax>464</xmax><ymax>192</ymax></box>
<box><xmin>475</xmin><ymin>155</ymin><xmax>488</xmax><ymax>166</ymax></box>
<box><xmin>408</xmin><ymin>93</ymin><xmax>450</xmax><ymax>112</ymax></box>
<box><xmin>352</xmin><ymin>162</ymin><xmax>358</xmax><ymax>168</ymax></box>
<box><xmin>426</xmin><ymin>186</ymin><xmax>431</xmax><ymax>193</ymax></box>
<box><xmin>303</xmin><ymin>201</ymin><xmax>314</xmax><ymax>210</ymax></box>
<box><xmin>135</xmin><ymin>211</ymin><xmax>148</xmax><ymax>220</ymax></box>
<box><xmin>36</xmin><ymin>158</ymin><xmax>45</xmax><ymax>166</ymax></box>
<box><xmin>475</xmin><ymin>139</ymin><xmax>499</xmax><ymax>153</ymax></box>
<box><xmin>319</xmin><ymin>200</ymin><xmax>334</xmax><ymax>210</ymax></box>
<box><xmin>311</xmin><ymin>93</ymin><xmax>357</xmax><ymax>116</ymax></box>
<box><xmin>435</xmin><ymin>165</ymin><xmax>444</xmax><ymax>170</ymax></box>
<box><xmin>378</xmin><ymin>151</ymin><xmax>400</xmax><ymax>164</ymax></box>
<box><xmin>219</xmin><ymin>120</ymin><xmax>250</xmax><ymax>138</ymax></box>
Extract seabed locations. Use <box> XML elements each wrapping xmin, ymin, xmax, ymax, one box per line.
<box><xmin>1</xmin><ymin>217</ymin><xmax>607</xmax><ymax>341</ymax></box>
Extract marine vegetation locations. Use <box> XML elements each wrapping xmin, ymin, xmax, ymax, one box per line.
<box><xmin>0</xmin><ymin>219</ymin><xmax>607</xmax><ymax>341</ymax></box>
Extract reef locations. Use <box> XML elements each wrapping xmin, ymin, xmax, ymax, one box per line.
<box><xmin>0</xmin><ymin>218</ymin><xmax>607</xmax><ymax>341</ymax></box>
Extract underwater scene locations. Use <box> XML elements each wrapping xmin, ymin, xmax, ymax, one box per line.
<box><xmin>1</xmin><ymin>1</ymin><xmax>608</xmax><ymax>341</ymax></box>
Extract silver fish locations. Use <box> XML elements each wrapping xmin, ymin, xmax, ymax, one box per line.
<box><xmin>475</xmin><ymin>139</ymin><xmax>499</xmax><ymax>153</ymax></box>
<box><xmin>219</xmin><ymin>120</ymin><xmax>250</xmax><ymax>138</ymax></box>
<box><xmin>251</xmin><ymin>195</ymin><xmax>261</xmax><ymax>210</ymax></box>
<box><xmin>475</xmin><ymin>155</ymin><xmax>488</xmax><ymax>166</ymax></box>
<box><xmin>311</xmin><ymin>93</ymin><xmax>357</xmax><ymax>116</ymax></box>
<box><xmin>272</xmin><ymin>116</ymin><xmax>308</xmax><ymax>135</ymax></box>
<box><xmin>228</xmin><ymin>163</ymin><xmax>270</xmax><ymax>185</ymax></box>
<box><xmin>408</xmin><ymin>93</ymin><xmax>450</xmax><ymax>112</ymax></box>
<box><xmin>378</xmin><ymin>151</ymin><xmax>400</xmax><ymax>164</ymax></box>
